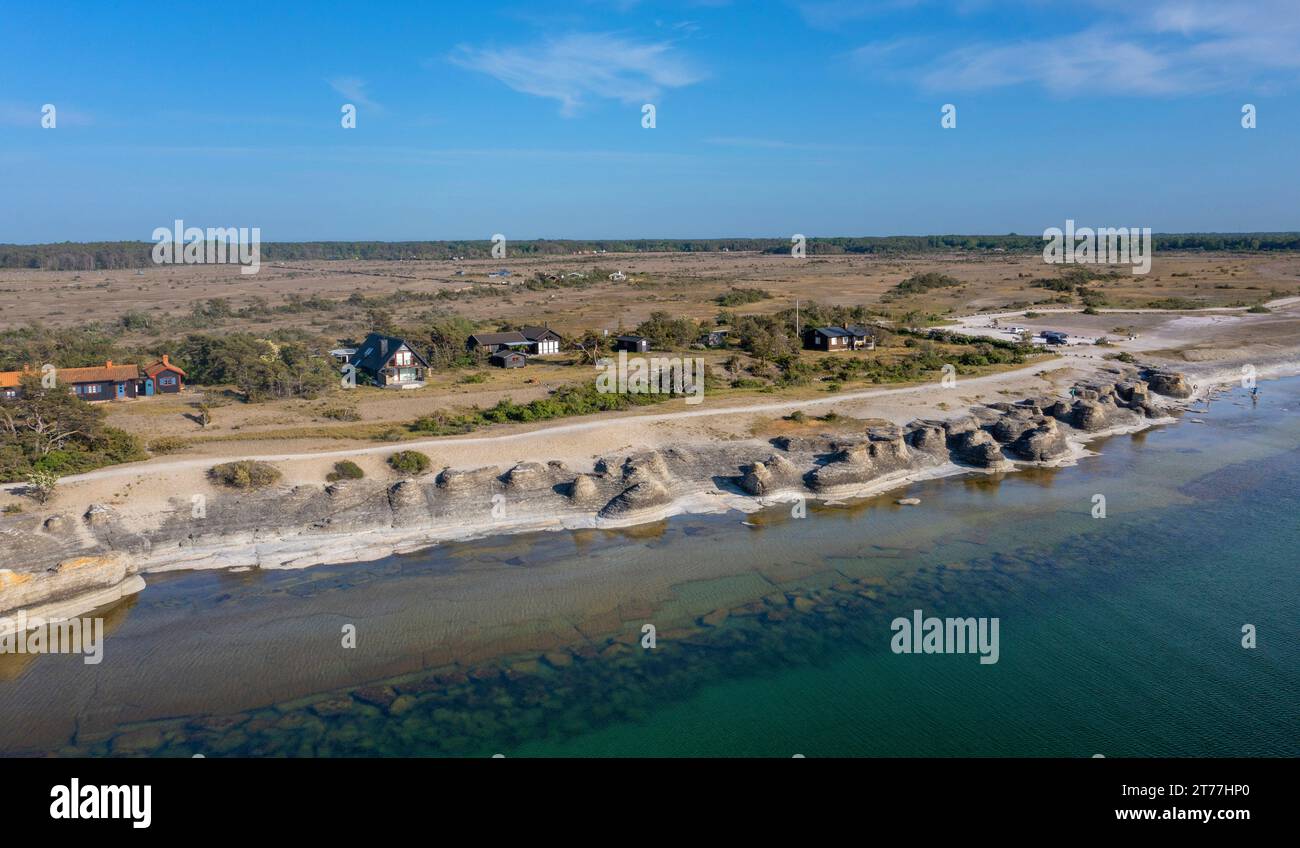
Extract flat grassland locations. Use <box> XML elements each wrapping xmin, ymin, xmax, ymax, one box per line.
<box><xmin>3</xmin><ymin>249</ymin><xmax>1299</xmax><ymax>461</ymax></box>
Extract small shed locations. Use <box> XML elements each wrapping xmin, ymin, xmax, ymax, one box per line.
<box><xmin>490</xmin><ymin>351</ymin><xmax>527</xmax><ymax>368</ymax></box>
<box><xmin>614</xmin><ymin>335</ymin><xmax>650</xmax><ymax>353</ymax></box>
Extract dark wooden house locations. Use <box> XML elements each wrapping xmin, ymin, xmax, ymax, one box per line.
<box><xmin>614</xmin><ymin>335</ymin><xmax>650</xmax><ymax>353</ymax></box>
<box><xmin>489</xmin><ymin>351</ymin><xmax>527</xmax><ymax>368</ymax></box>
<box><xmin>468</xmin><ymin>326</ymin><xmax>562</xmax><ymax>356</ymax></box>
<box><xmin>804</xmin><ymin>327</ymin><xmax>851</xmax><ymax>351</ymax></box>
<box><xmin>519</xmin><ymin>326</ymin><xmax>562</xmax><ymax>355</ymax></box>
<box><xmin>354</xmin><ymin>333</ymin><xmax>428</xmax><ymax>388</ymax></box>
<box><xmin>141</xmin><ymin>355</ymin><xmax>186</xmax><ymax>395</ymax></box>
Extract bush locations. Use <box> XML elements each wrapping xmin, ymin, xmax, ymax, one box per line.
<box><xmin>326</xmin><ymin>460</ymin><xmax>365</xmax><ymax>481</ymax></box>
<box><xmin>148</xmin><ymin>436</ymin><xmax>189</xmax><ymax>455</ymax></box>
<box><xmin>388</xmin><ymin>450</ymin><xmax>431</xmax><ymax>475</ymax></box>
<box><xmin>3</xmin><ymin>503</ymin><xmax>23</xmax><ymax>514</ymax></box>
<box><xmin>209</xmin><ymin>460</ymin><xmax>282</xmax><ymax>489</ymax></box>
<box><xmin>321</xmin><ymin>407</ymin><xmax>361</xmax><ymax>422</ymax></box>
<box><xmin>26</xmin><ymin>469</ymin><xmax>59</xmax><ymax>503</ymax></box>
<box><xmin>1247</xmin><ymin>305</ymin><xmax>1271</xmax><ymax>313</ymax></box>
<box><xmin>887</xmin><ymin>273</ymin><xmax>960</xmax><ymax>297</ymax></box>
<box><xmin>715</xmin><ymin>287</ymin><xmax>770</xmax><ymax>307</ymax></box>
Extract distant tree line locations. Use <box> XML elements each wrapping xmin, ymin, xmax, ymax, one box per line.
<box><xmin>6</xmin><ymin>233</ymin><xmax>1300</xmax><ymax>269</ymax></box>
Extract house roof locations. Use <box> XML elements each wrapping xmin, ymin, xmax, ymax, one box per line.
<box><xmin>354</xmin><ymin>333</ymin><xmax>428</xmax><ymax>372</ymax></box>
<box><xmin>520</xmin><ymin>326</ymin><xmax>562</xmax><ymax>342</ymax></box>
<box><xmin>3</xmin><ymin>360</ymin><xmax>176</xmax><ymax>387</ymax></box>
<box><xmin>615</xmin><ymin>335</ymin><xmax>647</xmax><ymax>343</ymax></box>
<box><xmin>468</xmin><ymin>331</ymin><xmax>529</xmax><ymax>346</ymax></box>
<box><xmin>812</xmin><ymin>326</ymin><xmax>849</xmax><ymax>338</ymax></box>
<box><xmin>843</xmin><ymin>325</ymin><xmax>876</xmax><ymax>337</ymax></box>
<box><xmin>489</xmin><ymin>350</ymin><xmax>527</xmax><ymax>361</ymax></box>
<box><xmin>58</xmin><ymin>364</ymin><xmax>142</xmax><ymax>384</ymax></box>
<box><xmin>144</xmin><ymin>356</ymin><xmax>186</xmax><ymax>377</ymax></box>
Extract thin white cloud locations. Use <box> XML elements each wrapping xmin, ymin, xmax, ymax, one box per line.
<box><xmin>448</xmin><ymin>32</ymin><xmax>704</xmax><ymax>116</ymax></box>
<box><xmin>851</xmin><ymin>0</ymin><xmax>1300</xmax><ymax>95</ymax></box>
<box><xmin>328</xmin><ymin>77</ymin><xmax>384</xmax><ymax>112</ymax></box>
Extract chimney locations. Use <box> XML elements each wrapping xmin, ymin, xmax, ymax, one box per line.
<box><xmin>380</xmin><ymin>338</ymin><xmax>389</xmax><ymax>357</ymax></box>
<box><xmin>106</xmin><ymin>360</ymin><xmax>113</xmax><ymax>367</ymax></box>
<box><xmin>162</xmin><ymin>354</ymin><xmax>169</xmax><ymax>365</ymax></box>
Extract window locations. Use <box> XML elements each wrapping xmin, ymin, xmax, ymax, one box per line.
<box><xmin>160</xmin><ymin>376</ymin><xmax>176</xmax><ymax>386</ymax></box>
<box><xmin>80</xmin><ymin>384</ymin><xmax>102</xmax><ymax>395</ymax></box>
<box><xmin>394</xmin><ymin>350</ymin><xmax>412</xmax><ymax>367</ymax></box>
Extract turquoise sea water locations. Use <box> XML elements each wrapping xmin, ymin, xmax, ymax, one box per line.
<box><xmin>1</xmin><ymin>380</ymin><xmax>1297</xmax><ymax>757</ymax></box>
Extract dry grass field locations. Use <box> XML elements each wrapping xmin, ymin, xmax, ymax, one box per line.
<box><xmin>4</xmin><ymin>250</ymin><xmax>1298</xmax><ymax>337</ymax></box>
<box><xmin>4</xmin><ymin>249</ymin><xmax>1299</xmax><ymax>458</ymax></box>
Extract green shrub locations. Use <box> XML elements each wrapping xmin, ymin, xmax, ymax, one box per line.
<box><xmin>148</xmin><ymin>436</ymin><xmax>189</xmax><ymax>455</ymax></box>
<box><xmin>321</xmin><ymin>406</ymin><xmax>361</xmax><ymax>421</ymax></box>
<box><xmin>388</xmin><ymin>450</ymin><xmax>431</xmax><ymax>475</ymax></box>
<box><xmin>326</xmin><ymin>460</ymin><xmax>364</xmax><ymax>481</ymax></box>
<box><xmin>209</xmin><ymin>460</ymin><xmax>282</xmax><ymax>489</ymax></box>
<box><xmin>715</xmin><ymin>287</ymin><xmax>770</xmax><ymax>307</ymax></box>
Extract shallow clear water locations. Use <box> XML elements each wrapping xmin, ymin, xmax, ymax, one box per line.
<box><xmin>2</xmin><ymin>380</ymin><xmax>1297</xmax><ymax>756</ymax></box>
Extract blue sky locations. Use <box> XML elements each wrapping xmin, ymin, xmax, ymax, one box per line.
<box><xmin>2</xmin><ymin>0</ymin><xmax>1297</xmax><ymax>242</ymax></box>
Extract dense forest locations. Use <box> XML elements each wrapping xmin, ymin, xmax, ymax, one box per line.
<box><xmin>4</xmin><ymin>233</ymin><xmax>1300</xmax><ymax>270</ymax></box>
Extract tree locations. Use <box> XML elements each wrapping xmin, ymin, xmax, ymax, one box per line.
<box><xmin>574</xmin><ymin>329</ymin><xmax>608</xmax><ymax>365</ymax></box>
<box><xmin>0</xmin><ymin>375</ymin><xmax>100</xmax><ymax>458</ymax></box>
<box><xmin>634</xmin><ymin>311</ymin><xmax>698</xmax><ymax>349</ymax></box>
<box><xmin>26</xmin><ymin>469</ymin><xmax>58</xmax><ymax>504</ymax></box>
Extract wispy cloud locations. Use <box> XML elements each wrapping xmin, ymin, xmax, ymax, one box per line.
<box><xmin>848</xmin><ymin>1</ymin><xmax>1300</xmax><ymax>96</ymax></box>
<box><xmin>328</xmin><ymin>77</ymin><xmax>384</xmax><ymax>112</ymax></box>
<box><xmin>448</xmin><ymin>32</ymin><xmax>704</xmax><ymax>116</ymax></box>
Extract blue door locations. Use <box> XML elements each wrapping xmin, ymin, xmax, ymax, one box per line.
<box><xmin>116</xmin><ymin>383</ymin><xmax>125</xmax><ymax>399</ymax></box>
<box><xmin>145</xmin><ymin>378</ymin><xmax>154</xmax><ymax>396</ymax></box>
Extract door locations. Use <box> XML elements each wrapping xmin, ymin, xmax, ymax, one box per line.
<box><xmin>145</xmin><ymin>378</ymin><xmax>154</xmax><ymax>396</ymax></box>
<box><xmin>116</xmin><ymin>383</ymin><xmax>125</xmax><ymax>399</ymax></box>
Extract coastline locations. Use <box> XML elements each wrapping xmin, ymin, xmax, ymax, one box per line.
<box><xmin>5</xmin><ymin>352</ymin><xmax>1296</xmax><ymax>630</ymax></box>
